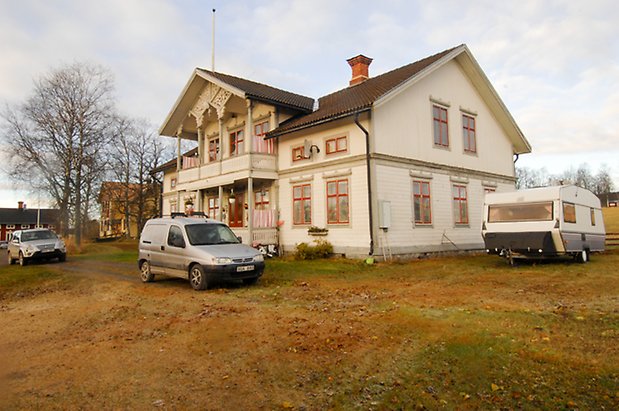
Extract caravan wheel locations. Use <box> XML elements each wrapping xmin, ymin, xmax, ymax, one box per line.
<box><xmin>576</xmin><ymin>249</ymin><xmax>589</xmax><ymax>263</ymax></box>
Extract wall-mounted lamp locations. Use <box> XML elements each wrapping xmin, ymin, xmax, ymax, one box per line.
<box><xmin>302</xmin><ymin>139</ymin><xmax>320</xmax><ymax>159</ymax></box>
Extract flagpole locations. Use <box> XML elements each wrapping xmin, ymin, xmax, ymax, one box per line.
<box><xmin>211</xmin><ymin>8</ymin><xmax>216</xmax><ymax>71</ymax></box>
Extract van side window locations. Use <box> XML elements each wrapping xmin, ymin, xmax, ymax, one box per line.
<box><xmin>167</xmin><ymin>226</ymin><xmax>185</xmax><ymax>248</ymax></box>
<box><xmin>563</xmin><ymin>202</ymin><xmax>576</xmax><ymax>224</ymax></box>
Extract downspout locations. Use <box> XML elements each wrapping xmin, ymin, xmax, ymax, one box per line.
<box><xmin>354</xmin><ymin>112</ymin><xmax>374</xmax><ymax>256</ymax></box>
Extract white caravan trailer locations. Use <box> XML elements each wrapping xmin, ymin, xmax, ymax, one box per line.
<box><xmin>482</xmin><ymin>185</ymin><xmax>605</xmax><ymax>264</ymax></box>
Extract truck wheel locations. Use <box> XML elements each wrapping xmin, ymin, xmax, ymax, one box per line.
<box><xmin>19</xmin><ymin>252</ymin><xmax>27</xmax><ymax>266</ymax></box>
<box><xmin>189</xmin><ymin>264</ymin><xmax>208</xmax><ymax>290</ymax></box>
<box><xmin>140</xmin><ymin>261</ymin><xmax>155</xmax><ymax>283</ymax></box>
<box><xmin>576</xmin><ymin>249</ymin><xmax>589</xmax><ymax>263</ymax></box>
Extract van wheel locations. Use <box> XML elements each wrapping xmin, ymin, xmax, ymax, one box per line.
<box><xmin>576</xmin><ymin>249</ymin><xmax>589</xmax><ymax>263</ymax></box>
<box><xmin>189</xmin><ymin>264</ymin><xmax>208</xmax><ymax>290</ymax></box>
<box><xmin>140</xmin><ymin>261</ymin><xmax>154</xmax><ymax>283</ymax></box>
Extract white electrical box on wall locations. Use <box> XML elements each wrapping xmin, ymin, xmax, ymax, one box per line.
<box><xmin>378</xmin><ymin>200</ymin><xmax>391</xmax><ymax>229</ymax></box>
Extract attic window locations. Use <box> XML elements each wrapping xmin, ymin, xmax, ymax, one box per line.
<box><xmin>433</xmin><ymin>105</ymin><xmax>449</xmax><ymax>147</ymax></box>
<box><xmin>462</xmin><ymin>114</ymin><xmax>476</xmax><ymax>153</ymax></box>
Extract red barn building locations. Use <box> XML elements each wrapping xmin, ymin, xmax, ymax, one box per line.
<box><xmin>0</xmin><ymin>201</ymin><xmax>60</xmax><ymax>241</ymax></box>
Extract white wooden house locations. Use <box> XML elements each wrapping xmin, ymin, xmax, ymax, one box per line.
<box><xmin>156</xmin><ymin>44</ymin><xmax>531</xmax><ymax>259</ymax></box>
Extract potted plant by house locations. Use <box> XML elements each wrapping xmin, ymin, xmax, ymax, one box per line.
<box><xmin>184</xmin><ymin>199</ymin><xmax>194</xmax><ymax>216</ymax></box>
<box><xmin>307</xmin><ymin>226</ymin><xmax>328</xmax><ymax>236</ymax></box>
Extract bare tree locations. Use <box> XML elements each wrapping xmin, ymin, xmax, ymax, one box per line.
<box><xmin>1</xmin><ymin>62</ymin><xmax>116</xmax><ymax>245</ymax></box>
<box><xmin>106</xmin><ymin>117</ymin><xmax>170</xmax><ymax>236</ymax></box>
<box><xmin>593</xmin><ymin>164</ymin><xmax>614</xmax><ymax>197</ymax></box>
<box><xmin>516</xmin><ymin>166</ymin><xmax>550</xmax><ymax>189</ymax></box>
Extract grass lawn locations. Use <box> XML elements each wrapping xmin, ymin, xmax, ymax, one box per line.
<box><xmin>1</xmin><ymin>223</ymin><xmax>618</xmax><ymax>409</ymax></box>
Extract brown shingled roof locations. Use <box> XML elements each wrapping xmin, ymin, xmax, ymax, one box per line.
<box><xmin>197</xmin><ymin>69</ymin><xmax>315</xmax><ymax>112</ymax></box>
<box><xmin>267</xmin><ymin>46</ymin><xmax>459</xmax><ymax>138</ymax></box>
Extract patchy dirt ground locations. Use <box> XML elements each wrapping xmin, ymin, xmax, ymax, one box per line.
<box><xmin>1</xmin><ymin>251</ymin><xmax>618</xmax><ymax>410</ymax></box>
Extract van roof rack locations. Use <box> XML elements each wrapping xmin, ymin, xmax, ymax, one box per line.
<box><xmin>170</xmin><ymin>212</ymin><xmax>209</xmax><ymax>219</ymax></box>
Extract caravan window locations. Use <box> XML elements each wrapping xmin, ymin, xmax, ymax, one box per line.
<box><xmin>563</xmin><ymin>202</ymin><xmax>576</xmax><ymax>223</ymax></box>
<box><xmin>488</xmin><ymin>202</ymin><xmax>553</xmax><ymax>222</ymax></box>
<box><xmin>590</xmin><ymin>208</ymin><xmax>596</xmax><ymax>226</ymax></box>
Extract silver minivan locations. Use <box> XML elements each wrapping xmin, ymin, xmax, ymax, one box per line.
<box><xmin>138</xmin><ymin>216</ymin><xmax>265</xmax><ymax>290</ymax></box>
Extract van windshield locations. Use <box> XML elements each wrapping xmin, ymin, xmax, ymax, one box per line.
<box><xmin>488</xmin><ymin>202</ymin><xmax>553</xmax><ymax>223</ymax></box>
<box><xmin>185</xmin><ymin>224</ymin><xmax>240</xmax><ymax>246</ymax></box>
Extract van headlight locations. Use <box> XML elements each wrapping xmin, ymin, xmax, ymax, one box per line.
<box><xmin>212</xmin><ymin>257</ymin><xmax>232</xmax><ymax>265</ymax></box>
<box><xmin>253</xmin><ymin>254</ymin><xmax>264</xmax><ymax>262</ymax></box>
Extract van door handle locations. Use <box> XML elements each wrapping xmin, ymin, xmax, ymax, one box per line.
<box><xmin>161</xmin><ymin>246</ymin><xmax>165</xmax><ymax>251</ymax></box>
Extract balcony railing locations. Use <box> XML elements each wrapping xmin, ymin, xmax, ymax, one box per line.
<box><xmin>177</xmin><ymin>153</ymin><xmax>277</xmax><ymax>185</ymax></box>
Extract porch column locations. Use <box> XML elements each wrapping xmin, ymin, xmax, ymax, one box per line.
<box><xmin>218</xmin><ymin>118</ymin><xmax>226</xmax><ymax>159</ymax></box>
<box><xmin>248</xmin><ymin>177</ymin><xmax>253</xmax><ymax>245</ymax></box>
<box><xmin>176</xmin><ymin>125</ymin><xmax>183</xmax><ymax>171</ymax></box>
<box><xmin>246</xmin><ymin>99</ymin><xmax>253</xmax><ymax>154</ymax></box>
<box><xmin>218</xmin><ymin>185</ymin><xmax>223</xmax><ymax>222</ymax></box>
<box><xmin>196</xmin><ymin>117</ymin><xmax>204</xmax><ymax>166</ymax></box>
<box><xmin>197</xmin><ymin>189</ymin><xmax>203</xmax><ymax>213</ymax></box>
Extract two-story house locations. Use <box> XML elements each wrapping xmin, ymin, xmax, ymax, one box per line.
<box><xmin>98</xmin><ymin>181</ymin><xmax>160</xmax><ymax>239</ymax></box>
<box><xmin>157</xmin><ymin>44</ymin><xmax>531</xmax><ymax>258</ymax></box>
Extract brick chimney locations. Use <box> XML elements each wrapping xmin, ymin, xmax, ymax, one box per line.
<box><xmin>347</xmin><ymin>54</ymin><xmax>373</xmax><ymax>86</ymax></box>
<box><xmin>18</xmin><ymin>201</ymin><xmax>24</xmax><ymax>210</ymax></box>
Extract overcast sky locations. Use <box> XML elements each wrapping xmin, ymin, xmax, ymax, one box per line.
<box><xmin>1</xmin><ymin>0</ymin><xmax>618</xmax><ymax>207</ymax></box>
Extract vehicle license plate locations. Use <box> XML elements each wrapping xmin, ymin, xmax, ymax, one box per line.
<box><xmin>237</xmin><ymin>265</ymin><xmax>254</xmax><ymax>272</ymax></box>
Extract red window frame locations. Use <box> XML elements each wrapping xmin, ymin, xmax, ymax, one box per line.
<box><xmin>462</xmin><ymin>114</ymin><xmax>476</xmax><ymax>153</ymax></box>
<box><xmin>230</xmin><ymin>129</ymin><xmax>244</xmax><ymax>157</ymax></box>
<box><xmin>433</xmin><ymin>105</ymin><xmax>449</xmax><ymax>147</ymax></box>
<box><xmin>208</xmin><ymin>137</ymin><xmax>220</xmax><ymax>162</ymax></box>
<box><xmin>326</xmin><ymin>136</ymin><xmax>347</xmax><ymax>154</ymax></box>
<box><xmin>413</xmin><ymin>180</ymin><xmax>432</xmax><ymax>224</ymax></box>
<box><xmin>327</xmin><ymin>179</ymin><xmax>349</xmax><ymax>224</ymax></box>
<box><xmin>292</xmin><ymin>146</ymin><xmax>305</xmax><ymax>162</ymax></box>
<box><xmin>207</xmin><ymin>197</ymin><xmax>219</xmax><ymax>220</ymax></box>
<box><xmin>293</xmin><ymin>184</ymin><xmax>311</xmax><ymax>225</ymax></box>
<box><xmin>254</xmin><ymin>190</ymin><xmax>270</xmax><ymax>210</ymax></box>
<box><xmin>254</xmin><ymin>121</ymin><xmax>275</xmax><ymax>154</ymax></box>
<box><xmin>452</xmin><ymin>185</ymin><xmax>469</xmax><ymax>225</ymax></box>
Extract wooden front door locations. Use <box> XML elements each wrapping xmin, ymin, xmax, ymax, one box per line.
<box><xmin>228</xmin><ymin>193</ymin><xmax>244</xmax><ymax>227</ymax></box>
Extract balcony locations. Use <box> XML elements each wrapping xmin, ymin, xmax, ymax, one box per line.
<box><xmin>177</xmin><ymin>153</ymin><xmax>277</xmax><ymax>187</ymax></box>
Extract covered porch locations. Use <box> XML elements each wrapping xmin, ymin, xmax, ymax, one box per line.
<box><xmin>172</xmin><ymin>176</ymin><xmax>279</xmax><ymax>247</ymax></box>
